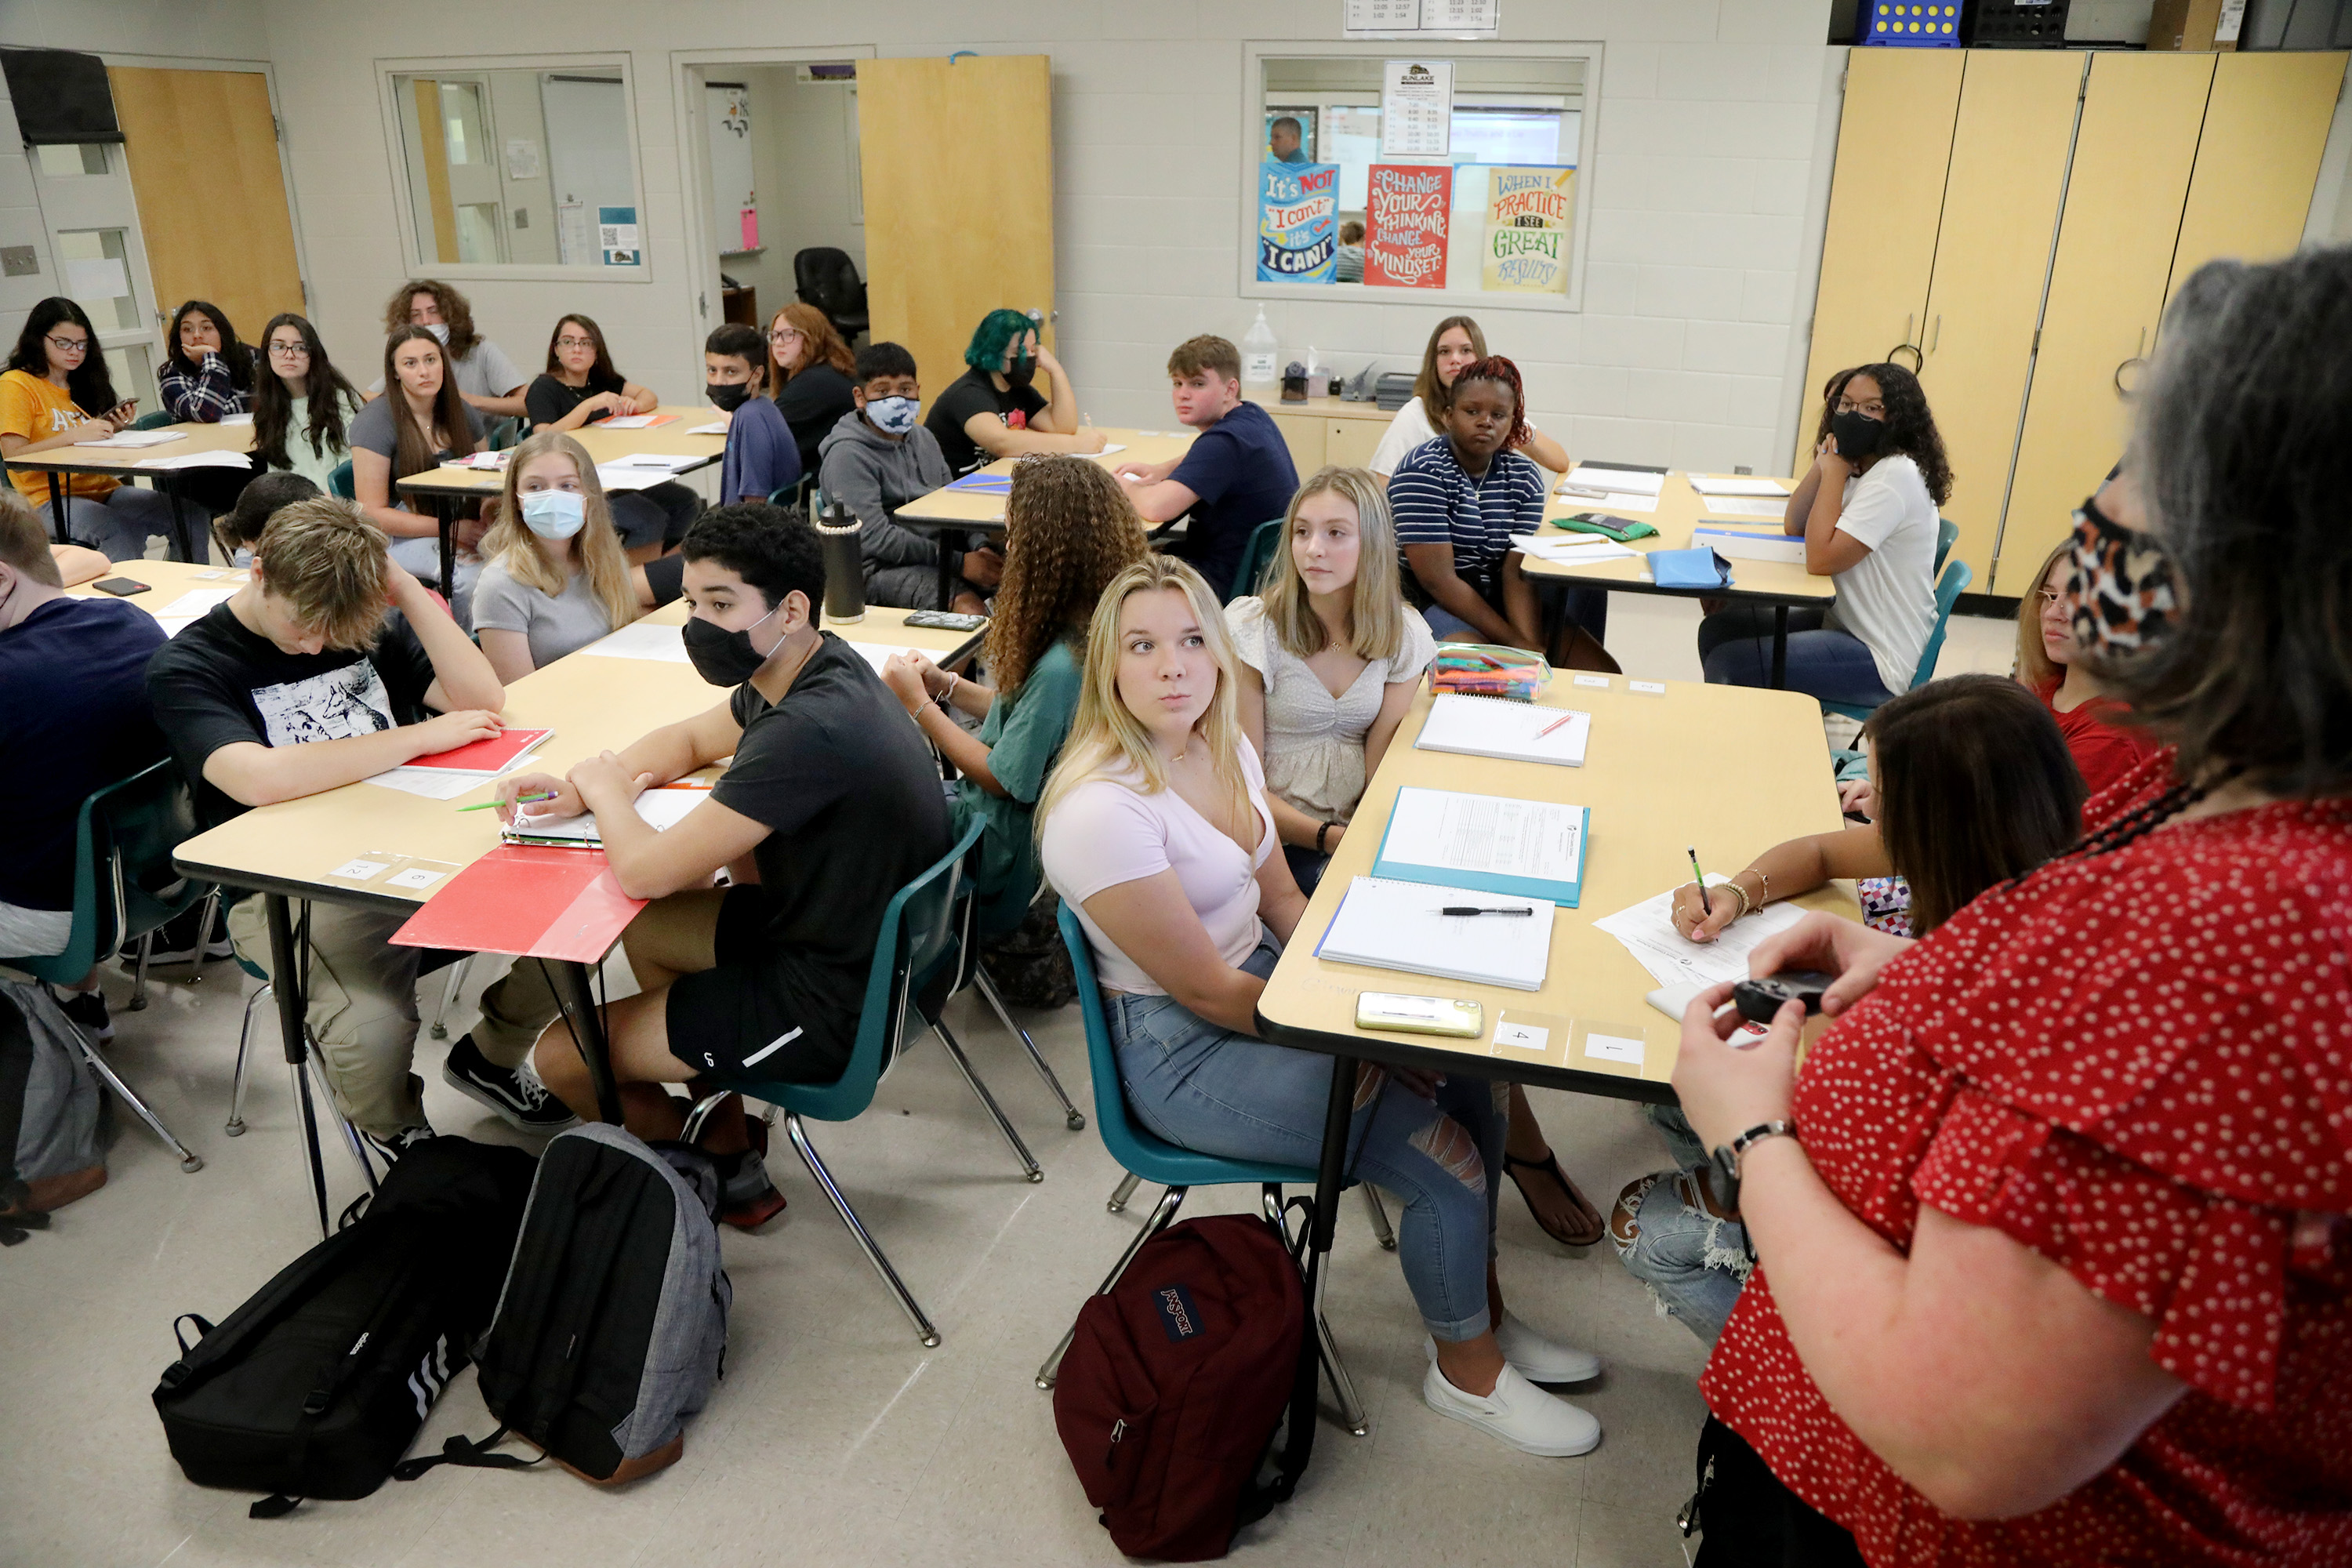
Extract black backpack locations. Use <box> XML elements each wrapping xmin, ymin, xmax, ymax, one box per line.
<box><xmin>397</xmin><ymin>1123</ymin><xmax>731</xmax><ymax>1488</ymax></box>
<box><xmin>151</xmin><ymin>1138</ymin><xmax>537</xmax><ymax>1516</ymax></box>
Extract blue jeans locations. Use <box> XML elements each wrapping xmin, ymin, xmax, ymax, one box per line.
<box><xmin>38</xmin><ymin>488</ymin><xmax>181</xmax><ymax>562</ymax></box>
<box><xmin>1421</xmin><ymin>585</ymin><xmax>1608</xmax><ymax>647</ymax></box>
<box><xmin>1697</xmin><ymin>604</ymin><xmax>1894</xmax><ymax>705</ymax></box>
<box><xmin>1610</xmin><ymin>1105</ymin><xmax>1748</xmax><ymax>1341</ymax></box>
<box><xmin>1106</xmin><ymin>940</ymin><xmax>1506</xmax><ymax>1341</ymax></box>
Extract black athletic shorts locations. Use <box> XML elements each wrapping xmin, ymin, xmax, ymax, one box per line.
<box><xmin>664</xmin><ymin>885</ymin><xmax>851</xmax><ymax>1088</ymax></box>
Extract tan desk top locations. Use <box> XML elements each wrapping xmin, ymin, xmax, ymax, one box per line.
<box><xmin>172</xmin><ymin>601</ymin><xmax>982</xmax><ymax>910</ymax></box>
<box><xmin>397</xmin><ymin>405</ymin><xmax>727</xmax><ymax>497</ymax></box>
<box><xmin>1523</xmin><ymin>470</ymin><xmax>1835</xmax><ymax>604</ymax></box>
<box><xmin>1254</xmin><ymin>670</ymin><xmax>1856</xmax><ymax>1101</ymax></box>
<box><xmin>892</xmin><ymin>427</ymin><xmax>1196</xmax><ymax>525</ymax></box>
<box><xmin>8</xmin><ymin>419</ymin><xmax>256</xmax><ymax>478</ymax></box>
<box><xmin>66</xmin><ymin>558</ymin><xmax>246</xmax><ymax>619</ymax></box>
<box><xmin>1245</xmin><ymin>392</ymin><xmax>1396</xmax><ymax>424</ymax></box>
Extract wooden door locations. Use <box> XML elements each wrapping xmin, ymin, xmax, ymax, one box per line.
<box><xmin>2164</xmin><ymin>52</ymin><xmax>2349</xmax><ymax>314</ymax></box>
<box><xmin>858</xmin><ymin>56</ymin><xmax>1054</xmax><ymax>392</ymax></box>
<box><xmin>108</xmin><ymin>67</ymin><xmax>304</xmax><ymax>340</ymax></box>
<box><xmin>1911</xmin><ymin>49</ymin><xmax>2085</xmax><ymax>585</ymax></box>
<box><xmin>1792</xmin><ymin>49</ymin><xmax>1965</xmax><ymax>474</ymax></box>
<box><xmin>1997</xmin><ymin>53</ymin><xmax>2215</xmax><ymax>593</ymax></box>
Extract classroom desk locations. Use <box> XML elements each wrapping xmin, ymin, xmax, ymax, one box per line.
<box><xmin>1521</xmin><ymin>471</ymin><xmax>1833</xmax><ymax>689</ymax></box>
<box><xmin>6</xmin><ymin>419</ymin><xmax>256</xmax><ymax>564</ymax></box>
<box><xmin>891</xmin><ymin>427</ymin><xmax>1196</xmax><ymax>608</ymax></box>
<box><xmin>392</xmin><ymin>405</ymin><xmax>728</xmax><ymax>597</ymax></box>
<box><xmin>170</xmin><ymin>600</ymin><xmax>982</xmax><ymax>1229</ymax></box>
<box><xmin>1250</xmin><ymin>672</ymin><xmax>1856</xmax><ymax>1319</ymax></box>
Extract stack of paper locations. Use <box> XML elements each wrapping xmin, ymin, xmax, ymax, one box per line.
<box><xmin>365</xmin><ymin>728</ymin><xmax>552</xmax><ymax>798</ymax></box>
<box><xmin>75</xmin><ymin>429</ymin><xmax>183</xmax><ymax>448</ymax></box>
<box><xmin>1414</xmin><ymin>694</ymin><xmax>1590</xmax><ymax>766</ymax></box>
<box><xmin>1592</xmin><ymin>880</ymin><xmax>1808</xmax><ymax>989</ymax></box>
<box><xmin>579</xmin><ymin>621</ymin><xmax>689</xmax><ymax>662</ymax></box>
<box><xmin>1692</xmin><ymin>528</ymin><xmax>1805</xmax><ymax>564</ymax></box>
<box><xmin>454</xmin><ymin>452</ymin><xmax>512</xmax><ymax>471</ymax></box>
<box><xmin>1512</xmin><ymin>532</ymin><xmax>1638</xmax><ymax>565</ymax></box>
<box><xmin>503</xmin><ymin>786</ymin><xmax>706</xmax><ymax>847</ymax></box>
<box><xmin>1687</xmin><ymin>475</ymin><xmax>1790</xmax><ymax>498</ymax></box>
<box><xmin>1371</xmin><ymin>786</ymin><xmax>1591</xmax><ymax>906</ymax></box>
<box><xmin>597</xmin><ymin>455</ymin><xmax>704</xmax><ymax>492</ymax></box>
<box><xmin>136</xmin><ymin>450</ymin><xmax>255</xmax><ymax>470</ymax></box>
<box><xmin>1561</xmin><ymin>465</ymin><xmax>1665</xmax><ymax>496</ymax></box>
<box><xmin>597</xmin><ymin>413</ymin><xmax>680</xmax><ymax>430</ymax></box>
<box><xmin>684</xmin><ymin>421</ymin><xmax>730</xmax><ymax>436</ymax></box>
<box><xmin>151</xmin><ymin>588</ymin><xmax>235</xmax><ymax>635</ymax></box>
<box><xmin>1700</xmin><ymin>495</ymin><xmax>1789</xmax><ymax>520</ymax></box>
<box><xmin>1316</xmin><ymin>876</ymin><xmax>1555</xmax><ymax>991</ymax></box>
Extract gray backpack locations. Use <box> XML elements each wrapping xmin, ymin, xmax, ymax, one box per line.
<box><xmin>0</xmin><ymin>971</ymin><xmax>105</xmax><ymax>1232</ymax></box>
<box><xmin>394</xmin><ymin>1121</ymin><xmax>730</xmax><ymax>1486</ymax></box>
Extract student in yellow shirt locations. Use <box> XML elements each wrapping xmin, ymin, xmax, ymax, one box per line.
<box><xmin>0</xmin><ymin>299</ymin><xmax>179</xmax><ymax>561</ymax></box>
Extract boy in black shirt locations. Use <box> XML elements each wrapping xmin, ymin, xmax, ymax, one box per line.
<box><xmin>146</xmin><ymin>499</ymin><xmax>572</xmax><ymax>1148</ymax></box>
<box><xmin>494</xmin><ymin>503</ymin><xmax>951</xmax><ymax>1226</ymax></box>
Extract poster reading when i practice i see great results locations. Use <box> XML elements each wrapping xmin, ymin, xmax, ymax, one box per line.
<box><xmin>1483</xmin><ymin>166</ymin><xmax>1573</xmax><ymax>294</ymax></box>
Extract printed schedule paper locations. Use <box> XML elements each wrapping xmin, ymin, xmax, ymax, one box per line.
<box><xmin>1370</xmin><ymin>786</ymin><xmax>1590</xmax><ymax>907</ymax></box>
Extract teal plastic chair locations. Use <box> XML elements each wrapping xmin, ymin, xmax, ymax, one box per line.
<box><xmin>3</xmin><ymin>762</ymin><xmax>212</xmax><ymax>1172</ymax></box>
<box><xmin>1934</xmin><ymin>517</ymin><xmax>1958</xmax><ymax>575</ymax></box>
<box><xmin>486</xmin><ymin>416</ymin><xmax>524</xmax><ymax>452</ymax></box>
<box><xmin>129</xmin><ymin>409</ymin><xmax>176</xmax><ymax>431</ymax></box>
<box><xmin>1229</xmin><ymin>517</ymin><xmax>1285</xmax><ymax>601</ymax></box>
<box><xmin>1821</xmin><ymin>556</ymin><xmax>1973</xmax><ymax>724</ymax></box>
<box><xmin>328</xmin><ymin>459</ymin><xmax>354</xmax><ymax>500</ymax></box>
<box><xmin>682</xmin><ymin>818</ymin><xmax>1043</xmax><ymax>1347</ymax></box>
<box><xmin>1030</xmin><ymin>902</ymin><xmax>1382</xmax><ymax>1435</ymax></box>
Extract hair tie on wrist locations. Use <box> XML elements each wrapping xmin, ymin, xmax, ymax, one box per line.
<box><xmin>1316</xmin><ymin>822</ymin><xmax>1333</xmax><ymax>854</ymax></box>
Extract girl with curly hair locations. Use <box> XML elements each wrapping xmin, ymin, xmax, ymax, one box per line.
<box><xmin>877</xmin><ymin>454</ymin><xmax>1148</xmax><ymax>920</ymax></box>
<box><xmin>376</xmin><ymin>279</ymin><xmax>528</xmax><ymax>419</ymax></box>
<box><xmin>1698</xmin><ymin>361</ymin><xmax>1952</xmax><ymax>702</ymax></box>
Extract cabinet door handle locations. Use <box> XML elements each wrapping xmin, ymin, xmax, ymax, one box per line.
<box><xmin>1929</xmin><ymin>314</ymin><xmax>1941</xmax><ymax>353</ymax></box>
<box><xmin>2114</xmin><ymin>328</ymin><xmax>2151</xmax><ymax>397</ymax></box>
<box><xmin>1886</xmin><ymin>314</ymin><xmax>1923</xmax><ymax>372</ymax></box>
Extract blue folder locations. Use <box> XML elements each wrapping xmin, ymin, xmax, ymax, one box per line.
<box><xmin>1649</xmin><ymin>546</ymin><xmax>1733</xmax><ymax>590</ymax></box>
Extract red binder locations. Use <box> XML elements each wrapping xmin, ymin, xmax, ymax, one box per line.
<box><xmin>406</xmin><ymin>727</ymin><xmax>553</xmax><ymax>774</ymax></box>
<box><xmin>389</xmin><ymin>845</ymin><xmax>644</xmax><ymax>963</ymax></box>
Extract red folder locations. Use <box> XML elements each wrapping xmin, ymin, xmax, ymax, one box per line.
<box><xmin>406</xmin><ymin>727</ymin><xmax>553</xmax><ymax>774</ymax></box>
<box><xmin>389</xmin><ymin>845</ymin><xmax>644</xmax><ymax>963</ymax></box>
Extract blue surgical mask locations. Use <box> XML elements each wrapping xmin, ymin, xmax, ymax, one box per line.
<box><xmin>866</xmin><ymin>395</ymin><xmax>920</xmax><ymax>436</ymax></box>
<box><xmin>231</xmin><ymin>546</ymin><xmax>253</xmax><ymax>568</ymax></box>
<box><xmin>520</xmin><ymin>489</ymin><xmax>586</xmax><ymax>540</ymax></box>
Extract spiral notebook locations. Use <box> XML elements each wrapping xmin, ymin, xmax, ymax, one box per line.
<box><xmin>1316</xmin><ymin>876</ymin><xmax>1554</xmax><ymax>990</ymax></box>
<box><xmin>1414</xmin><ymin>694</ymin><xmax>1590</xmax><ymax>767</ymax></box>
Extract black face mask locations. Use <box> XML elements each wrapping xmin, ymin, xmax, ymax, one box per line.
<box><xmin>681</xmin><ymin>601</ymin><xmax>782</xmax><ymax>687</ymax></box>
<box><xmin>1830</xmin><ymin>409</ymin><xmax>1886</xmax><ymax>463</ymax></box>
<box><xmin>1004</xmin><ymin>354</ymin><xmax>1036</xmax><ymax>390</ymax></box>
<box><xmin>706</xmin><ymin>380</ymin><xmax>753</xmax><ymax>413</ymax></box>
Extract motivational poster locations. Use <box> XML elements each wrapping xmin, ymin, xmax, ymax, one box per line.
<box><xmin>1258</xmin><ymin>162</ymin><xmax>1339</xmax><ymax>283</ymax></box>
<box><xmin>1364</xmin><ymin>164</ymin><xmax>1451</xmax><ymax>289</ymax></box>
<box><xmin>1481</xmin><ymin>166</ymin><xmax>1574</xmax><ymax>294</ymax></box>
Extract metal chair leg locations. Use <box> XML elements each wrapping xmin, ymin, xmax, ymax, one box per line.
<box><xmin>931</xmin><ymin>1018</ymin><xmax>1042</xmax><ymax>1183</ymax></box>
<box><xmin>784</xmin><ymin>1110</ymin><xmax>941</xmax><ymax>1346</ymax></box>
<box><xmin>1037</xmin><ymin>1182</ymin><xmax>1189</xmax><ymax>1389</ymax></box>
<box><xmin>78</xmin><ymin>1037</ymin><xmax>202</xmax><ymax>1172</ymax></box>
<box><xmin>129</xmin><ymin>932</ymin><xmax>154</xmax><ymax>1011</ymax></box>
<box><xmin>426</xmin><ymin>953</ymin><xmax>474</xmax><ymax>1041</ymax></box>
<box><xmin>973</xmin><ymin>968</ymin><xmax>1083</xmax><ymax>1131</ymax></box>
<box><xmin>227</xmin><ymin>982</ymin><xmax>271</xmax><ymax>1134</ymax></box>
<box><xmin>1361</xmin><ymin>1184</ymin><xmax>1397</xmax><ymax>1251</ymax></box>
<box><xmin>1106</xmin><ymin>1171</ymin><xmax>1142</xmax><ymax>1213</ymax></box>
<box><xmin>1263</xmin><ymin>1185</ymin><xmax>1370</xmax><ymax>1436</ymax></box>
<box><xmin>306</xmin><ymin>1047</ymin><xmax>378</xmax><ymax>1196</ymax></box>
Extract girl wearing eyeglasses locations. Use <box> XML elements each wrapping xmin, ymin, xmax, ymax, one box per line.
<box><xmin>523</xmin><ymin>314</ymin><xmax>695</xmax><ymax>564</ymax></box>
<box><xmin>250</xmin><ymin>313</ymin><xmax>365</xmax><ymax>498</ymax></box>
<box><xmin>0</xmin><ymin>297</ymin><xmax>176</xmax><ymax>561</ymax></box>
<box><xmin>2012</xmin><ymin>514</ymin><xmax>2159</xmax><ymax>799</ymax></box>
<box><xmin>765</xmin><ymin>304</ymin><xmax>856</xmax><ymax>479</ymax></box>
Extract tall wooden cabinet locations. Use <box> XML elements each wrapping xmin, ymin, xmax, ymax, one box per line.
<box><xmin>1801</xmin><ymin>48</ymin><xmax>2349</xmax><ymax>595</ymax></box>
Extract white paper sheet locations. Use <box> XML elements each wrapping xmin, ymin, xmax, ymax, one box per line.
<box><xmin>1592</xmin><ymin>879</ymin><xmax>1808</xmax><ymax>989</ymax></box>
<box><xmin>1561</xmin><ymin>466</ymin><xmax>1664</xmax><ymax>496</ymax></box>
<box><xmin>363</xmin><ymin>767</ymin><xmax>489</xmax><ymax>800</ymax></box>
<box><xmin>155</xmin><ymin>616</ymin><xmax>198</xmax><ymax>639</ymax></box>
<box><xmin>1512</xmin><ymin>533</ymin><xmax>1638</xmax><ymax>564</ymax></box>
<box><xmin>154</xmin><ymin>589</ymin><xmax>234</xmax><ymax>619</ymax></box>
<box><xmin>685</xmin><ymin>421</ymin><xmax>729</xmax><ymax>436</ymax></box>
<box><xmin>1700</xmin><ymin>496</ymin><xmax>1790</xmax><ymax>520</ymax></box>
<box><xmin>1553</xmin><ymin>490</ymin><xmax>1658</xmax><ymax>514</ymax></box>
<box><xmin>606</xmin><ymin>452</ymin><xmax>702</xmax><ymax>471</ymax></box>
<box><xmin>137</xmin><ymin>450</ymin><xmax>259</xmax><ymax>471</ymax></box>
<box><xmin>1381</xmin><ymin>787</ymin><xmax>1587</xmax><ymax>891</ymax></box>
<box><xmin>578</xmin><ymin>621</ymin><xmax>690</xmax><ymax>662</ymax></box>
<box><xmin>74</xmin><ymin>429</ymin><xmax>183</xmax><ymax>448</ymax></box>
<box><xmin>1687</xmin><ymin>475</ymin><xmax>1790</xmax><ymax>497</ymax></box>
<box><xmin>506</xmin><ymin>786</ymin><xmax>706</xmax><ymax>844</ymax></box>
<box><xmin>1316</xmin><ymin>875</ymin><xmax>1554</xmax><ymax>991</ymax></box>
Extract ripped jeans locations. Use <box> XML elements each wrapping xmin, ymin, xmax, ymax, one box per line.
<box><xmin>1107</xmin><ymin>939</ymin><xmax>1506</xmax><ymax>1341</ymax></box>
<box><xmin>1610</xmin><ymin>1106</ymin><xmax>1750</xmax><ymax>1341</ymax></box>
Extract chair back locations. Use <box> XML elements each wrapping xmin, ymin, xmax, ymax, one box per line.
<box><xmin>1909</xmin><ymin>557</ymin><xmax>1972</xmax><ymax>690</ymax></box>
<box><xmin>328</xmin><ymin>459</ymin><xmax>355</xmax><ymax>500</ymax></box>
<box><xmin>488</xmin><ymin>416</ymin><xmax>524</xmax><ymax>452</ymax></box>
<box><xmin>1229</xmin><ymin>517</ymin><xmax>1285</xmax><ymax>602</ymax></box>
<box><xmin>6</xmin><ymin>761</ymin><xmax>207</xmax><ymax>985</ymax></box>
<box><xmin>1055</xmin><ymin>902</ymin><xmax>1315</xmax><ymax>1189</ymax></box>
<box><xmin>793</xmin><ymin>247</ymin><xmax>867</xmax><ymax>315</ymax></box>
<box><xmin>130</xmin><ymin>409</ymin><xmax>176</xmax><ymax>431</ymax></box>
<box><xmin>759</xmin><ymin>818</ymin><xmax>985</xmax><ymax>1123</ymax></box>
<box><xmin>1933</xmin><ymin>516</ymin><xmax>1958</xmax><ymax>575</ymax></box>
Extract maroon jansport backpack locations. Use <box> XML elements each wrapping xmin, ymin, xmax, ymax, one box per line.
<box><xmin>1053</xmin><ymin>1214</ymin><xmax>1312</xmax><ymax>1561</ymax></box>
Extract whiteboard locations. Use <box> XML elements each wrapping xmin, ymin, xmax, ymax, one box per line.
<box><xmin>706</xmin><ymin>83</ymin><xmax>755</xmax><ymax>254</ymax></box>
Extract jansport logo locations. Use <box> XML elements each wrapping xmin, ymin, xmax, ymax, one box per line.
<box><xmin>1154</xmin><ymin>1283</ymin><xmax>1203</xmax><ymax>1342</ymax></box>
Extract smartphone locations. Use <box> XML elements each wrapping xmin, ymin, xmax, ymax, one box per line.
<box><xmin>1731</xmin><ymin>969</ymin><xmax>1837</xmax><ymax>1026</ymax></box>
<box><xmin>902</xmin><ymin>609</ymin><xmax>987</xmax><ymax>632</ymax></box>
<box><xmin>91</xmin><ymin>576</ymin><xmax>151</xmax><ymax>597</ymax></box>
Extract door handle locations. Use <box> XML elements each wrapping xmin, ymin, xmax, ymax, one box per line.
<box><xmin>2114</xmin><ymin>327</ymin><xmax>2149</xmax><ymax>397</ymax></box>
<box><xmin>1929</xmin><ymin>314</ymin><xmax>1941</xmax><ymax>353</ymax></box>
<box><xmin>1886</xmin><ymin>313</ymin><xmax>1922</xmax><ymax>372</ymax></box>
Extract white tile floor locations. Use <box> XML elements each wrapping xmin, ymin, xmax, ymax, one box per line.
<box><xmin>0</xmin><ymin>595</ymin><xmax>2022</xmax><ymax>1568</ymax></box>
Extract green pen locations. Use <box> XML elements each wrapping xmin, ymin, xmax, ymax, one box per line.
<box><xmin>1688</xmin><ymin>845</ymin><xmax>1712</xmax><ymax>917</ymax></box>
<box><xmin>456</xmin><ymin>790</ymin><xmax>558</xmax><ymax>813</ymax></box>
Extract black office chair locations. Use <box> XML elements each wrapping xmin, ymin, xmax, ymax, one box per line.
<box><xmin>793</xmin><ymin>247</ymin><xmax>870</xmax><ymax>347</ymax></box>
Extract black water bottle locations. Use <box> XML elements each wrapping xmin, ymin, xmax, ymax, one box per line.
<box><xmin>814</xmin><ymin>488</ymin><xmax>865</xmax><ymax>624</ymax></box>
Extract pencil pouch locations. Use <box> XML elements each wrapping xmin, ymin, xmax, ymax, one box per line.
<box><xmin>1552</xmin><ymin>511</ymin><xmax>1660</xmax><ymax>543</ymax></box>
<box><xmin>1649</xmin><ymin>547</ymin><xmax>1734</xmax><ymax>590</ymax></box>
<box><xmin>1428</xmin><ymin>644</ymin><xmax>1551</xmax><ymax>702</ymax></box>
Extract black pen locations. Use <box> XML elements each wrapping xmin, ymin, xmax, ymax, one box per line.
<box><xmin>1434</xmin><ymin>906</ymin><xmax>1534</xmax><ymax>916</ymax></box>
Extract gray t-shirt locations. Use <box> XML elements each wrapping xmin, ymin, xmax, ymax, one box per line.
<box><xmin>347</xmin><ymin>394</ymin><xmax>489</xmax><ymax>464</ymax></box>
<box><xmin>367</xmin><ymin>339</ymin><xmax>526</xmax><ymax>401</ymax></box>
<box><xmin>470</xmin><ymin>557</ymin><xmax>619</xmax><ymax>670</ymax></box>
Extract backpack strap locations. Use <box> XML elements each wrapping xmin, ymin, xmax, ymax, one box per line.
<box><xmin>155</xmin><ymin>1227</ymin><xmax>371</xmax><ymax>1393</ymax></box>
<box><xmin>390</xmin><ymin>1424</ymin><xmax>543</xmax><ymax>1481</ymax></box>
<box><xmin>170</xmin><ymin>1314</ymin><xmax>215</xmax><ymax>1356</ymax></box>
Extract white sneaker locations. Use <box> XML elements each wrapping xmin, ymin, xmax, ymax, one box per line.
<box><xmin>1422</xmin><ymin>1359</ymin><xmax>1601</xmax><ymax>1457</ymax></box>
<box><xmin>1425</xmin><ymin>1312</ymin><xmax>1601</xmax><ymax>1385</ymax></box>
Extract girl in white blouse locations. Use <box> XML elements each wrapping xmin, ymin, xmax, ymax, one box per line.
<box><xmin>1368</xmin><ymin>316</ymin><xmax>1570</xmax><ymax>478</ymax></box>
<box><xmin>1225</xmin><ymin>466</ymin><xmax>1435</xmax><ymax>895</ymax></box>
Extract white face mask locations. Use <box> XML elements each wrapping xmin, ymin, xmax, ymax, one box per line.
<box><xmin>520</xmin><ymin>489</ymin><xmax>586</xmax><ymax>540</ymax></box>
<box><xmin>425</xmin><ymin>322</ymin><xmax>450</xmax><ymax>346</ymax></box>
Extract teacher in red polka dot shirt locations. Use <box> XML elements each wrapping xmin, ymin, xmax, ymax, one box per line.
<box><xmin>1668</xmin><ymin>245</ymin><xmax>2352</xmax><ymax>1566</ymax></box>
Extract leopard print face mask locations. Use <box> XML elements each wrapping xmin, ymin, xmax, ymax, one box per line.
<box><xmin>2066</xmin><ymin>494</ymin><xmax>2179</xmax><ymax>659</ymax></box>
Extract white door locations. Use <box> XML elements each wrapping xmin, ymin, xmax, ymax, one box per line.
<box><xmin>27</xmin><ymin>141</ymin><xmax>164</xmax><ymax>416</ymax></box>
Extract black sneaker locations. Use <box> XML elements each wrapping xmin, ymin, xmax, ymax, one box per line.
<box><xmin>125</xmin><ymin>902</ymin><xmax>234</xmax><ymax>968</ymax></box>
<box><xmin>58</xmin><ymin>989</ymin><xmax>112</xmax><ymax>1043</ymax></box>
<box><xmin>359</xmin><ymin>1123</ymin><xmax>437</xmax><ymax>1165</ymax></box>
<box><xmin>441</xmin><ymin>1033</ymin><xmax>579</xmax><ymax>1132</ymax></box>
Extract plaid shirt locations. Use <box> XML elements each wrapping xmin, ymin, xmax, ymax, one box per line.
<box><xmin>158</xmin><ymin>349</ymin><xmax>252</xmax><ymax>423</ymax></box>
